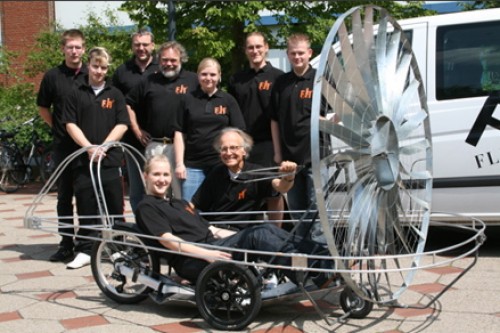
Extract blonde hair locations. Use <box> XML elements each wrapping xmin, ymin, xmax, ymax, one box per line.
<box><xmin>197</xmin><ymin>57</ymin><xmax>221</xmax><ymax>75</ymax></box>
<box><xmin>88</xmin><ymin>47</ymin><xmax>111</xmax><ymax>65</ymax></box>
<box><xmin>144</xmin><ymin>154</ymin><xmax>171</xmax><ymax>174</ymax></box>
<box><xmin>287</xmin><ymin>33</ymin><xmax>311</xmax><ymax>49</ymax></box>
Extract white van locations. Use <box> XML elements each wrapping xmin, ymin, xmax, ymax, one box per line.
<box><xmin>313</xmin><ymin>7</ymin><xmax>500</xmax><ymax>225</ymax></box>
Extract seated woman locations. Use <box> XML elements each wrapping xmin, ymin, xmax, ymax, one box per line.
<box><xmin>135</xmin><ymin>154</ymin><xmax>331</xmax><ymax>286</ymax></box>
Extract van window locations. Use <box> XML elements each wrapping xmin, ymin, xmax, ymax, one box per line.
<box><xmin>436</xmin><ymin>21</ymin><xmax>500</xmax><ymax>100</ymax></box>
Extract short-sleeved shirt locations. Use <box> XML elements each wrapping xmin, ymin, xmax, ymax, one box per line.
<box><xmin>180</xmin><ymin>88</ymin><xmax>246</xmax><ymax>169</ymax></box>
<box><xmin>269</xmin><ymin>66</ymin><xmax>316</xmax><ymax>165</ymax></box>
<box><xmin>36</xmin><ymin>61</ymin><xmax>88</xmax><ymax>150</ymax></box>
<box><xmin>191</xmin><ymin>162</ymin><xmax>277</xmax><ymax>227</ymax></box>
<box><xmin>126</xmin><ymin>69</ymin><xmax>198</xmax><ymax>139</ymax></box>
<box><xmin>136</xmin><ymin>195</ymin><xmax>215</xmax><ymax>243</ymax></box>
<box><xmin>62</xmin><ymin>78</ymin><xmax>130</xmax><ymax>168</ymax></box>
<box><xmin>112</xmin><ymin>56</ymin><xmax>159</xmax><ymax>150</ymax></box>
<box><xmin>228</xmin><ymin>63</ymin><xmax>284</xmax><ymax>142</ymax></box>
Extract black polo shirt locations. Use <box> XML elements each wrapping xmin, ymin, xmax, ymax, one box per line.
<box><xmin>136</xmin><ymin>195</ymin><xmax>215</xmax><ymax>243</ymax></box>
<box><xmin>191</xmin><ymin>162</ymin><xmax>276</xmax><ymax>227</ymax></box>
<box><xmin>37</xmin><ymin>61</ymin><xmax>88</xmax><ymax>150</ymax></box>
<box><xmin>112</xmin><ymin>56</ymin><xmax>159</xmax><ymax>150</ymax></box>
<box><xmin>269</xmin><ymin>66</ymin><xmax>316</xmax><ymax>165</ymax></box>
<box><xmin>228</xmin><ymin>62</ymin><xmax>284</xmax><ymax>142</ymax></box>
<box><xmin>180</xmin><ymin>88</ymin><xmax>246</xmax><ymax>169</ymax></box>
<box><xmin>126</xmin><ymin>69</ymin><xmax>198</xmax><ymax>139</ymax></box>
<box><xmin>62</xmin><ymin>78</ymin><xmax>130</xmax><ymax>168</ymax></box>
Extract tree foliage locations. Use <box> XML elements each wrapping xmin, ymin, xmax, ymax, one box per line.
<box><xmin>120</xmin><ymin>0</ymin><xmax>435</xmax><ymax>78</ymax></box>
<box><xmin>459</xmin><ymin>1</ymin><xmax>500</xmax><ymax>10</ymax></box>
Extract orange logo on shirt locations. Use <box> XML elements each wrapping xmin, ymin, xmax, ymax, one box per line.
<box><xmin>237</xmin><ymin>189</ymin><xmax>247</xmax><ymax>200</ymax></box>
<box><xmin>299</xmin><ymin>88</ymin><xmax>313</xmax><ymax>99</ymax></box>
<box><xmin>258</xmin><ymin>80</ymin><xmax>272</xmax><ymax>91</ymax></box>
<box><xmin>175</xmin><ymin>84</ymin><xmax>188</xmax><ymax>94</ymax></box>
<box><xmin>214</xmin><ymin>105</ymin><xmax>227</xmax><ymax>115</ymax></box>
<box><xmin>101</xmin><ymin>98</ymin><xmax>115</xmax><ymax>109</ymax></box>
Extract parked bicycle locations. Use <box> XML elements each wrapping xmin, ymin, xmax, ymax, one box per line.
<box><xmin>0</xmin><ymin>117</ymin><xmax>55</xmax><ymax>193</ymax></box>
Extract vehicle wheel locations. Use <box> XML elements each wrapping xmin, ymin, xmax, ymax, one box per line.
<box><xmin>340</xmin><ymin>286</ymin><xmax>373</xmax><ymax>319</ymax></box>
<box><xmin>0</xmin><ymin>146</ymin><xmax>21</xmax><ymax>193</ymax></box>
<box><xmin>91</xmin><ymin>232</ymin><xmax>160</xmax><ymax>304</ymax></box>
<box><xmin>196</xmin><ymin>262</ymin><xmax>261</xmax><ymax>331</ymax></box>
<box><xmin>40</xmin><ymin>150</ymin><xmax>57</xmax><ymax>191</ymax></box>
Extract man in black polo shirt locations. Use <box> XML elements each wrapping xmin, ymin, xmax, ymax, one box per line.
<box><xmin>37</xmin><ymin>29</ymin><xmax>87</xmax><ymax>262</ymax></box>
<box><xmin>126</xmin><ymin>41</ymin><xmax>198</xmax><ymax>199</ymax></box>
<box><xmin>112</xmin><ymin>28</ymin><xmax>158</xmax><ymax>212</ymax></box>
<box><xmin>191</xmin><ymin>128</ymin><xmax>297</xmax><ymax>230</ymax></box>
<box><xmin>270</xmin><ymin>33</ymin><xmax>322</xmax><ymax>239</ymax></box>
<box><xmin>63</xmin><ymin>47</ymin><xmax>130</xmax><ymax>269</ymax></box>
<box><xmin>228</xmin><ymin>32</ymin><xmax>285</xmax><ymax>222</ymax></box>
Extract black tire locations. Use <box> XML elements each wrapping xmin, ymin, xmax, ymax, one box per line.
<box><xmin>0</xmin><ymin>146</ymin><xmax>21</xmax><ymax>193</ymax></box>
<box><xmin>91</xmin><ymin>232</ymin><xmax>160</xmax><ymax>304</ymax></box>
<box><xmin>340</xmin><ymin>286</ymin><xmax>374</xmax><ymax>319</ymax></box>
<box><xmin>196</xmin><ymin>262</ymin><xmax>261</xmax><ymax>331</ymax></box>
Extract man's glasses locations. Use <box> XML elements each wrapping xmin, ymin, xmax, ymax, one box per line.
<box><xmin>133</xmin><ymin>43</ymin><xmax>151</xmax><ymax>48</ymax></box>
<box><xmin>219</xmin><ymin>145</ymin><xmax>243</xmax><ymax>153</ymax></box>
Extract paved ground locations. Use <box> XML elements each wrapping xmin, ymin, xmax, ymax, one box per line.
<box><xmin>1</xmin><ymin>182</ymin><xmax>499</xmax><ymax>333</ymax></box>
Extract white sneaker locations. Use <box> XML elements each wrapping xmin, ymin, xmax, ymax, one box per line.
<box><xmin>66</xmin><ymin>252</ymin><xmax>91</xmax><ymax>269</ymax></box>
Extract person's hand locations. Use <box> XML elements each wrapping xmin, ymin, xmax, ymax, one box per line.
<box><xmin>135</xmin><ymin>129</ymin><xmax>151</xmax><ymax>147</ymax></box>
<box><xmin>206</xmin><ymin>249</ymin><xmax>232</xmax><ymax>263</ymax></box>
<box><xmin>279</xmin><ymin>160</ymin><xmax>297</xmax><ymax>182</ymax></box>
<box><xmin>175</xmin><ymin>163</ymin><xmax>186</xmax><ymax>180</ymax></box>
<box><xmin>87</xmin><ymin>146</ymin><xmax>107</xmax><ymax>162</ymax></box>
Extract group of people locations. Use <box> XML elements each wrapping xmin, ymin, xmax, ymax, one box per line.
<box><xmin>38</xmin><ymin>27</ymin><xmax>322</xmax><ymax>275</ymax></box>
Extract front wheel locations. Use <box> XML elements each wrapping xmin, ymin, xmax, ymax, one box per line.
<box><xmin>196</xmin><ymin>262</ymin><xmax>261</xmax><ymax>331</ymax></box>
<box><xmin>91</xmin><ymin>232</ymin><xmax>160</xmax><ymax>304</ymax></box>
<box><xmin>340</xmin><ymin>286</ymin><xmax>373</xmax><ymax>319</ymax></box>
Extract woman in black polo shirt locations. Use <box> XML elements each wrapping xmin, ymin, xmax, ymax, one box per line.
<box><xmin>174</xmin><ymin>57</ymin><xmax>246</xmax><ymax>202</ymax></box>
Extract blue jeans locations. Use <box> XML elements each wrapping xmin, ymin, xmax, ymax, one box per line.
<box><xmin>125</xmin><ymin>151</ymin><xmax>145</xmax><ymax>213</ymax></box>
<box><xmin>182</xmin><ymin>167</ymin><xmax>208</xmax><ymax>202</ymax></box>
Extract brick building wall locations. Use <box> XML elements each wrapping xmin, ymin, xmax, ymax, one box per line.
<box><xmin>0</xmin><ymin>1</ymin><xmax>55</xmax><ymax>88</ymax></box>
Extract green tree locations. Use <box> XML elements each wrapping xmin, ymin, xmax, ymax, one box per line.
<box><xmin>120</xmin><ymin>0</ymin><xmax>434</xmax><ymax>81</ymax></box>
<box><xmin>25</xmin><ymin>7</ymin><xmax>133</xmax><ymax>79</ymax></box>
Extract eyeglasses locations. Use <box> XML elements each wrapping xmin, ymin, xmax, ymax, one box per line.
<box><xmin>133</xmin><ymin>43</ymin><xmax>151</xmax><ymax>48</ymax></box>
<box><xmin>219</xmin><ymin>145</ymin><xmax>243</xmax><ymax>153</ymax></box>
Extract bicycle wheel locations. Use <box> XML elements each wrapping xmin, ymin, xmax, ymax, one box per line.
<box><xmin>0</xmin><ymin>146</ymin><xmax>21</xmax><ymax>193</ymax></box>
<box><xmin>311</xmin><ymin>6</ymin><xmax>432</xmax><ymax>303</ymax></box>
<box><xmin>39</xmin><ymin>149</ymin><xmax>57</xmax><ymax>190</ymax></box>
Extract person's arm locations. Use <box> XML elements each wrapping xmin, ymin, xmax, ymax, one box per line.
<box><xmin>159</xmin><ymin>231</ymin><xmax>232</xmax><ymax>263</ymax></box>
<box><xmin>38</xmin><ymin>106</ymin><xmax>52</xmax><ymax>127</ymax></box>
<box><xmin>174</xmin><ymin>130</ymin><xmax>186</xmax><ymax>180</ymax></box>
<box><xmin>127</xmin><ymin>105</ymin><xmax>150</xmax><ymax>146</ymax></box>
<box><xmin>271</xmin><ymin>119</ymin><xmax>282</xmax><ymax>164</ymax></box>
<box><xmin>66</xmin><ymin>123</ymin><xmax>105</xmax><ymax>161</ymax></box>
<box><xmin>271</xmin><ymin>160</ymin><xmax>297</xmax><ymax>193</ymax></box>
<box><xmin>103</xmin><ymin>124</ymin><xmax>128</xmax><ymax>143</ymax></box>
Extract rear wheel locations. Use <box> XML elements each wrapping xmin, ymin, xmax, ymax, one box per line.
<box><xmin>91</xmin><ymin>232</ymin><xmax>160</xmax><ymax>304</ymax></box>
